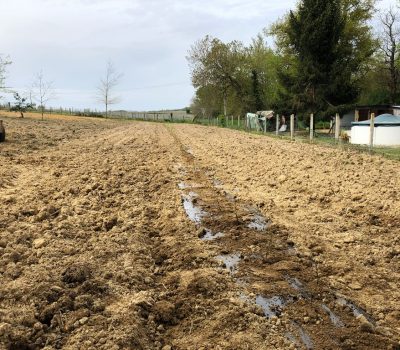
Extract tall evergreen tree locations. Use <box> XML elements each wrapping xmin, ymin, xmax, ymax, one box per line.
<box><xmin>271</xmin><ymin>0</ymin><xmax>376</xmax><ymax>115</ymax></box>
<box><xmin>286</xmin><ymin>0</ymin><xmax>345</xmax><ymax>113</ymax></box>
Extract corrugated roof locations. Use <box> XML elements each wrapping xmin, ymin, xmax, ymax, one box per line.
<box><xmin>352</xmin><ymin>114</ymin><xmax>400</xmax><ymax>126</ymax></box>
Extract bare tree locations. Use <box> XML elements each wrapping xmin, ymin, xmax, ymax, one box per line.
<box><xmin>0</xmin><ymin>55</ymin><xmax>12</xmax><ymax>99</ymax></box>
<box><xmin>0</xmin><ymin>55</ymin><xmax>11</xmax><ymax>87</ymax></box>
<box><xmin>32</xmin><ymin>70</ymin><xmax>55</xmax><ymax>120</ymax></box>
<box><xmin>379</xmin><ymin>7</ymin><xmax>400</xmax><ymax>103</ymax></box>
<box><xmin>96</xmin><ymin>61</ymin><xmax>122</xmax><ymax>118</ymax></box>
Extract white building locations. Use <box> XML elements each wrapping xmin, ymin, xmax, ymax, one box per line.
<box><xmin>351</xmin><ymin>114</ymin><xmax>400</xmax><ymax>146</ymax></box>
<box><xmin>342</xmin><ymin>105</ymin><xmax>400</xmax><ymax>128</ymax></box>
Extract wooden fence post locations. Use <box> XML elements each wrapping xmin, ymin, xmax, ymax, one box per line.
<box><xmin>355</xmin><ymin>109</ymin><xmax>359</xmax><ymax>122</ymax></box>
<box><xmin>369</xmin><ymin>113</ymin><xmax>375</xmax><ymax>150</ymax></box>
<box><xmin>276</xmin><ymin>114</ymin><xmax>279</xmax><ymax>136</ymax></box>
<box><xmin>310</xmin><ymin>113</ymin><xmax>314</xmax><ymax>142</ymax></box>
<box><xmin>290</xmin><ymin>114</ymin><xmax>295</xmax><ymax>141</ymax></box>
<box><xmin>335</xmin><ymin>113</ymin><xmax>341</xmax><ymax>141</ymax></box>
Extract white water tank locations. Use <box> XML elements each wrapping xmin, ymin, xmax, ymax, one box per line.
<box><xmin>351</xmin><ymin>114</ymin><xmax>400</xmax><ymax>146</ymax></box>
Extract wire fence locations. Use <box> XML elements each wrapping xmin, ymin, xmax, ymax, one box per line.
<box><xmin>1</xmin><ymin>104</ymin><xmax>398</xmax><ymax>161</ymax></box>
<box><xmin>0</xmin><ymin>104</ymin><xmax>194</xmax><ymax>121</ymax></box>
<box><xmin>191</xmin><ymin>115</ymin><xmax>400</xmax><ymax>161</ymax></box>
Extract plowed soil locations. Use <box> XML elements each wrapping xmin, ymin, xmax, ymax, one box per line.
<box><xmin>0</xmin><ymin>113</ymin><xmax>399</xmax><ymax>350</ymax></box>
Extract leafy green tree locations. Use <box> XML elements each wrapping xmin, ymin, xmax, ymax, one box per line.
<box><xmin>190</xmin><ymin>85</ymin><xmax>222</xmax><ymax>121</ymax></box>
<box><xmin>187</xmin><ymin>36</ymin><xmax>248</xmax><ymax>116</ymax></box>
<box><xmin>188</xmin><ymin>34</ymin><xmax>280</xmax><ymax>117</ymax></box>
<box><xmin>358</xmin><ymin>61</ymin><xmax>392</xmax><ymax>105</ymax></box>
<box><xmin>270</xmin><ymin>0</ymin><xmax>377</xmax><ymax>115</ymax></box>
<box><xmin>11</xmin><ymin>93</ymin><xmax>33</xmax><ymax>118</ymax></box>
<box><xmin>246</xmin><ymin>35</ymin><xmax>280</xmax><ymax>111</ymax></box>
<box><xmin>251</xmin><ymin>70</ymin><xmax>263</xmax><ymax>111</ymax></box>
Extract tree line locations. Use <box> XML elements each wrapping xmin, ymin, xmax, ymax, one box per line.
<box><xmin>0</xmin><ymin>57</ymin><xmax>122</xmax><ymax>119</ymax></box>
<box><xmin>187</xmin><ymin>0</ymin><xmax>400</xmax><ymax>122</ymax></box>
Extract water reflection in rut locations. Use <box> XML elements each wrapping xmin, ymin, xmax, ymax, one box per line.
<box><xmin>182</xmin><ymin>192</ymin><xmax>207</xmax><ymax>224</ymax></box>
<box><xmin>216</xmin><ymin>253</ymin><xmax>241</xmax><ymax>274</ymax></box>
<box><xmin>321</xmin><ymin>304</ymin><xmax>344</xmax><ymax>327</ymax></box>
<box><xmin>292</xmin><ymin>322</ymin><xmax>314</xmax><ymax>349</ymax></box>
<box><xmin>177</xmin><ymin>174</ymin><xmax>320</xmax><ymax>350</ymax></box>
<box><xmin>336</xmin><ymin>297</ymin><xmax>374</xmax><ymax>323</ymax></box>
<box><xmin>201</xmin><ymin>230</ymin><xmax>225</xmax><ymax>241</ymax></box>
<box><xmin>255</xmin><ymin>295</ymin><xmax>289</xmax><ymax>318</ymax></box>
<box><xmin>245</xmin><ymin>206</ymin><xmax>270</xmax><ymax>231</ymax></box>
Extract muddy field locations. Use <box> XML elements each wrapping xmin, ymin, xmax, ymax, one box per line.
<box><xmin>0</xmin><ymin>113</ymin><xmax>399</xmax><ymax>350</ymax></box>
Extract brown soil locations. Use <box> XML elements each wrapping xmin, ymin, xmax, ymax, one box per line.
<box><xmin>0</xmin><ymin>114</ymin><xmax>399</xmax><ymax>350</ymax></box>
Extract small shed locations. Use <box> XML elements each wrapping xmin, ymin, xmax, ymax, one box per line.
<box><xmin>342</xmin><ymin>105</ymin><xmax>400</xmax><ymax>128</ymax></box>
<box><xmin>351</xmin><ymin>114</ymin><xmax>400</xmax><ymax>146</ymax></box>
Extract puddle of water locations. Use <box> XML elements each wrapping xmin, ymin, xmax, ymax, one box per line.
<box><xmin>182</xmin><ymin>192</ymin><xmax>206</xmax><ymax>224</ymax></box>
<box><xmin>287</xmin><ymin>277</ymin><xmax>303</xmax><ymax>290</ymax></box>
<box><xmin>239</xmin><ymin>292</ymin><xmax>311</xmax><ymax>349</ymax></box>
<box><xmin>248</xmin><ymin>214</ymin><xmax>269</xmax><ymax>231</ymax></box>
<box><xmin>246</xmin><ymin>206</ymin><xmax>270</xmax><ymax>231</ymax></box>
<box><xmin>239</xmin><ymin>292</ymin><xmax>252</xmax><ymax>303</ymax></box>
<box><xmin>286</xmin><ymin>276</ymin><xmax>311</xmax><ymax>299</ymax></box>
<box><xmin>216</xmin><ymin>253</ymin><xmax>241</xmax><ymax>274</ymax></box>
<box><xmin>321</xmin><ymin>304</ymin><xmax>344</xmax><ymax>327</ymax></box>
<box><xmin>255</xmin><ymin>295</ymin><xmax>288</xmax><ymax>318</ymax></box>
<box><xmin>292</xmin><ymin>322</ymin><xmax>313</xmax><ymax>349</ymax></box>
<box><xmin>285</xmin><ymin>332</ymin><xmax>299</xmax><ymax>347</ymax></box>
<box><xmin>336</xmin><ymin>297</ymin><xmax>374</xmax><ymax>323</ymax></box>
<box><xmin>201</xmin><ymin>229</ymin><xmax>225</xmax><ymax>241</ymax></box>
<box><xmin>286</xmin><ymin>327</ymin><xmax>313</xmax><ymax>350</ymax></box>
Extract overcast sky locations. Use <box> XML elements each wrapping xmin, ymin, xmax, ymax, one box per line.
<box><xmin>0</xmin><ymin>0</ymin><xmax>396</xmax><ymax>111</ymax></box>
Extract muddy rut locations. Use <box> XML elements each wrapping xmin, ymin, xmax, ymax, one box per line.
<box><xmin>156</xmin><ymin>125</ymin><xmax>396</xmax><ymax>350</ymax></box>
<box><xmin>0</xmin><ymin>115</ymin><xmax>399</xmax><ymax>350</ymax></box>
